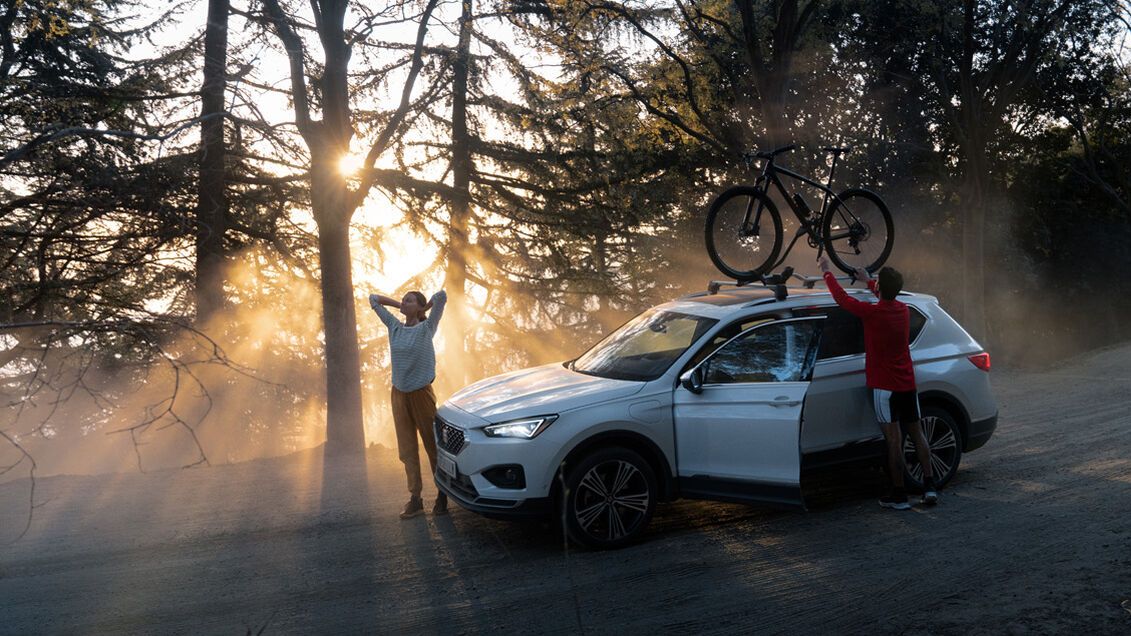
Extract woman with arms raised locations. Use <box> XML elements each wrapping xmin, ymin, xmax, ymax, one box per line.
<box><xmin>369</xmin><ymin>288</ymin><xmax>448</xmax><ymax>519</ymax></box>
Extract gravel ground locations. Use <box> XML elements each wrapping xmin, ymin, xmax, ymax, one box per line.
<box><xmin>2</xmin><ymin>344</ymin><xmax>1130</xmax><ymax>635</ymax></box>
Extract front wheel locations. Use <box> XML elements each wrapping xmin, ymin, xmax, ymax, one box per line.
<box><xmin>562</xmin><ymin>447</ymin><xmax>657</xmax><ymax>549</ymax></box>
<box><xmin>822</xmin><ymin>188</ymin><xmax>894</xmax><ymax>274</ymax></box>
<box><xmin>705</xmin><ymin>186</ymin><xmax>783</xmax><ymax>281</ymax></box>
<box><xmin>902</xmin><ymin>405</ymin><xmax>963</xmax><ymax>489</ymax></box>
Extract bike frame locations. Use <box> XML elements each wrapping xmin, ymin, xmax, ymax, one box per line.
<box><xmin>743</xmin><ymin>153</ymin><xmax>855</xmax><ymax>268</ymax></box>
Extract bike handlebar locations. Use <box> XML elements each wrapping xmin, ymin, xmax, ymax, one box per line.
<box><xmin>744</xmin><ymin>144</ymin><xmax>855</xmax><ymax>162</ymax></box>
<box><xmin>753</xmin><ymin>144</ymin><xmax>796</xmax><ymax>160</ymax></box>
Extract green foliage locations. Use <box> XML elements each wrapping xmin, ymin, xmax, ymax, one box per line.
<box><xmin>6</xmin><ymin>0</ymin><xmax>1131</xmax><ymax>472</ymax></box>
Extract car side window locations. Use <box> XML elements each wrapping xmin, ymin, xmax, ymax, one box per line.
<box><xmin>909</xmin><ymin>306</ymin><xmax>927</xmax><ymax>343</ymax></box>
<box><xmin>793</xmin><ymin>306</ymin><xmax>864</xmax><ymax>359</ymax></box>
<box><xmin>793</xmin><ymin>305</ymin><xmax>929</xmax><ymax>357</ymax></box>
<box><xmin>703</xmin><ymin>321</ymin><xmax>821</xmax><ymax>384</ymax></box>
<box><xmin>684</xmin><ymin>317</ymin><xmax>772</xmax><ymax>370</ymax></box>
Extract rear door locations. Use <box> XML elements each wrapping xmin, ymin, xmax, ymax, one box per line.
<box><xmin>792</xmin><ymin>305</ymin><xmax>872</xmax><ymax>446</ymax></box>
<box><xmin>673</xmin><ymin>317</ymin><xmax>824</xmax><ymax>509</ymax></box>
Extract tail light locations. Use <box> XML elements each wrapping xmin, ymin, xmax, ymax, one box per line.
<box><xmin>968</xmin><ymin>352</ymin><xmax>991</xmax><ymax>372</ymax></box>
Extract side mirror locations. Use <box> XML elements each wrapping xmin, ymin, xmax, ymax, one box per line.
<box><xmin>679</xmin><ymin>367</ymin><xmax>704</xmax><ymax>394</ymax></box>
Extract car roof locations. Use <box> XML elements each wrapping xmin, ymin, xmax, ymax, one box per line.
<box><xmin>659</xmin><ymin>284</ymin><xmax>937</xmax><ymax>319</ymax></box>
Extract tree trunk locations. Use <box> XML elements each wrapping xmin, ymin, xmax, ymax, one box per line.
<box><xmin>313</xmin><ymin>163</ymin><xmax>366</xmax><ymax>455</ymax></box>
<box><xmin>195</xmin><ymin>0</ymin><xmax>229</xmax><ymax>324</ymax></box>
<box><xmin>444</xmin><ymin>0</ymin><xmax>474</xmax><ymax>385</ymax></box>
<box><xmin>260</xmin><ymin>0</ymin><xmax>437</xmax><ymax>455</ymax></box>
<box><xmin>735</xmin><ymin>0</ymin><xmax>810</xmax><ymax>146</ymax></box>
<box><xmin>961</xmin><ymin>142</ymin><xmax>988</xmax><ymax>342</ymax></box>
<box><xmin>955</xmin><ymin>0</ymin><xmax>986</xmax><ymax>342</ymax></box>
<box><xmin>312</xmin><ymin>0</ymin><xmax>364</xmax><ymax>455</ymax></box>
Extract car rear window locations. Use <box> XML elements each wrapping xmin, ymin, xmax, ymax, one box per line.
<box><xmin>793</xmin><ymin>305</ymin><xmax>927</xmax><ymax>359</ymax></box>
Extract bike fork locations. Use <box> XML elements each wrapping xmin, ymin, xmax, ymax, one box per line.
<box><xmin>820</xmin><ymin>154</ymin><xmax>839</xmax><ymax>218</ymax></box>
<box><xmin>741</xmin><ymin>182</ymin><xmax>768</xmax><ymax>236</ymax></box>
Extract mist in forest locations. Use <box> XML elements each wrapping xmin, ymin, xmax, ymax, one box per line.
<box><xmin>3</xmin><ymin>0</ymin><xmax>1130</xmax><ymax>491</ymax></box>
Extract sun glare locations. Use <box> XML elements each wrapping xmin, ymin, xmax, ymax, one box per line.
<box><xmin>338</xmin><ymin>152</ymin><xmax>365</xmax><ymax>176</ymax></box>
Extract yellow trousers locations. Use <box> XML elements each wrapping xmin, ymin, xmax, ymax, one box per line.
<box><xmin>391</xmin><ymin>384</ymin><xmax>438</xmax><ymax>497</ymax></box>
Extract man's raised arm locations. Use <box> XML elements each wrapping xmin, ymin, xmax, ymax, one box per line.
<box><xmin>819</xmin><ymin>258</ymin><xmax>874</xmax><ymax>318</ymax></box>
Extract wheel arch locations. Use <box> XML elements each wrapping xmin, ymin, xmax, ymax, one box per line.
<box><xmin>918</xmin><ymin>390</ymin><xmax>970</xmax><ymax>449</ymax></box>
<box><xmin>551</xmin><ymin>430</ymin><xmax>677</xmax><ymax>504</ymax></box>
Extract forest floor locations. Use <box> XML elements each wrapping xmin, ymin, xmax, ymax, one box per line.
<box><xmin>2</xmin><ymin>344</ymin><xmax>1130</xmax><ymax>635</ymax></box>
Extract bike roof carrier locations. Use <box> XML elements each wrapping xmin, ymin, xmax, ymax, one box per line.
<box><xmin>707</xmin><ymin>267</ymin><xmax>865</xmax><ymax>300</ymax></box>
<box><xmin>707</xmin><ymin>279</ymin><xmax>789</xmax><ymax>302</ymax></box>
<box><xmin>791</xmin><ymin>272</ymin><xmax>862</xmax><ymax>288</ymax></box>
<box><xmin>708</xmin><ymin>266</ymin><xmax>796</xmax><ymax>301</ymax></box>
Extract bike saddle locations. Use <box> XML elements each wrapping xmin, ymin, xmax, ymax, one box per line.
<box><xmin>821</xmin><ymin>145</ymin><xmax>853</xmax><ymax>154</ymax></box>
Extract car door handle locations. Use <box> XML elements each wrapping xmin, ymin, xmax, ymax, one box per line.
<box><xmin>769</xmin><ymin>396</ymin><xmax>801</xmax><ymax>407</ymax></box>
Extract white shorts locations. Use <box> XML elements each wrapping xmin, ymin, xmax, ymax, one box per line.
<box><xmin>873</xmin><ymin>389</ymin><xmax>921</xmax><ymax>426</ymax></box>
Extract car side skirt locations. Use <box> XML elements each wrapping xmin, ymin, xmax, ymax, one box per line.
<box><xmin>801</xmin><ymin>439</ymin><xmax>886</xmax><ymax>472</ymax></box>
<box><xmin>677</xmin><ymin>476</ymin><xmax>806</xmax><ymax>511</ymax></box>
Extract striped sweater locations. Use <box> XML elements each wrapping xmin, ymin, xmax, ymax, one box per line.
<box><xmin>369</xmin><ymin>290</ymin><xmax>447</xmax><ymax>392</ymax></box>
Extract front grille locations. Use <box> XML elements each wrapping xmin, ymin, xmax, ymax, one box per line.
<box><xmin>438</xmin><ymin>470</ymin><xmax>478</xmax><ymax>500</ymax></box>
<box><xmin>435</xmin><ymin>417</ymin><xmax>467</xmax><ymax>455</ymax></box>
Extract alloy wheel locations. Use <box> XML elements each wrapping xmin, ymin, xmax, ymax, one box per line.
<box><xmin>572</xmin><ymin>459</ymin><xmax>651</xmax><ymax>543</ymax></box>
<box><xmin>903</xmin><ymin>414</ymin><xmax>959</xmax><ymax>484</ymax></box>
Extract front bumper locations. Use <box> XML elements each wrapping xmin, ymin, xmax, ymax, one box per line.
<box><xmin>434</xmin><ymin>470</ymin><xmax>554</xmax><ymax>519</ymax></box>
<box><xmin>432</xmin><ymin>410</ymin><xmax>558</xmax><ymax>519</ymax></box>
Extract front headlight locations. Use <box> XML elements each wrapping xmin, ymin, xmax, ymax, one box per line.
<box><xmin>483</xmin><ymin>415</ymin><xmax>558</xmax><ymax>439</ymax></box>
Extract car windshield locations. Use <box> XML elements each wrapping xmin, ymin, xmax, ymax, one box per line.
<box><xmin>571</xmin><ymin>310</ymin><xmax>718</xmax><ymax>381</ymax></box>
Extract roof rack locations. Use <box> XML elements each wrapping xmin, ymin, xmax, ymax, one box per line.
<box><xmin>793</xmin><ymin>272</ymin><xmax>862</xmax><ymax>289</ymax></box>
<box><xmin>707</xmin><ymin>266</ymin><xmax>795</xmax><ymax>301</ymax></box>
<box><xmin>706</xmin><ymin>267</ymin><xmax>864</xmax><ymax>301</ymax></box>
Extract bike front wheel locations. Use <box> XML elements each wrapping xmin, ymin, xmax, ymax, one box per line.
<box><xmin>704</xmin><ymin>186</ymin><xmax>783</xmax><ymax>280</ymax></box>
<box><xmin>822</xmin><ymin>188</ymin><xmax>894</xmax><ymax>274</ymax></box>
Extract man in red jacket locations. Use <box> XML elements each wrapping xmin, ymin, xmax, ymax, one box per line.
<box><xmin>819</xmin><ymin>257</ymin><xmax>939</xmax><ymax>509</ymax></box>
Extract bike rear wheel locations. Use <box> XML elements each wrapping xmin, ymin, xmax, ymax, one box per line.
<box><xmin>822</xmin><ymin>188</ymin><xmax>894</xmax><ymax>274</ymax></box>
<box><xmin>705</xmin><ymin>186</ymin><xmax>783</xmax><ymax>280</ymax></box>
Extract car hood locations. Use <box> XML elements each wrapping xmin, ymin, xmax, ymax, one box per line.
<box><xmin>446</xmin><ymin>362</ymin><xmax>645</xmax><ymax>423</ymax></box>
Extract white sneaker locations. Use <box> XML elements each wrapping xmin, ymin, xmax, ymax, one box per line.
<box><xmin>879</xmin><ymin>495</ymin><xmax>912</xmax><ymax>510</ymax></box>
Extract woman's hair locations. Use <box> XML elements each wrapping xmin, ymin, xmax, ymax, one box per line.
<box><xmin>407</xmin><ymin>290</ymin><xmax>428</xmax><ymax>320</ymax></box>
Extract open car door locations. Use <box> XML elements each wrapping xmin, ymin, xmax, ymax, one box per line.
<box><xmin>673</xmin><ymin>316</ymin><xmax>824</xmax><ymax>509</ymax></box>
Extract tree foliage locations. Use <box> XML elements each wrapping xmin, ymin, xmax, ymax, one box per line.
<box><xmin>3</xmin><ymin>0</ymin><xmax>1131</xmax><ymax>484</ymax></box>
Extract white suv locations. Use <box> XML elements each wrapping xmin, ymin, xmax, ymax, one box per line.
<box><xmin>434</xmin><ymin>282</ymin><xmax>997</xmax><ymax>548</ymax></box>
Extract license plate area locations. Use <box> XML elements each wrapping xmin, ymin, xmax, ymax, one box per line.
<box><xmin>437</xmin><ymin>451</ymin><xmax>457</xmax><ymax>479</ymax></box>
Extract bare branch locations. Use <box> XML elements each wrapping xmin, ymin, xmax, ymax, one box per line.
<box><xmin>353</xmin><ymin>0</ymin><xmax>442</xmax><ymax>207</ymax></box>
<box><xmin>0</xmin><ymin>429</ymin><xmax>36</xmax><ymax>543</ymax></box>
<box><xmin>261</xmin><ymin>0</ymin><xmax>317</xmax><ymax>140</ymax></box>
<box><xmin>0</xmin><ymin>114</ymin><xmax>224</xmax><ymax>169</ymax></box>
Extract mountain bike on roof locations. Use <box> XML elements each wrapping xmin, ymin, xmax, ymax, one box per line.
<box><xmin>704</xmin><ymin>144</ymin><xmax>894</xmax><ymax>281</ymax></box>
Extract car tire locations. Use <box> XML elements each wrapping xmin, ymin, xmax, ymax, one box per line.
<box><xmin>561</xmin><ymin>447</ymin><xmax>657</xmax><ymax>549</ymax></box>
<box><xmin>902</xmin><ymin>405</ymin><xmax>963</xmax><ymax>489</ymax></box>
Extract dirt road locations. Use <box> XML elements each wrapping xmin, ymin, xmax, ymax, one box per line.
<box><xmin>3</xmin><ymin>345</ymin><xmax>1130</xmax><ymax>635</ymax></box>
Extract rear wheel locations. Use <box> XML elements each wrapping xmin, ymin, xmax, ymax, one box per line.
<box><xmin>822</xmin><ymin>188</ymin><xmax>893</xmax><ymax>274</ymax></box>
<box><xmin>902</xmin><ymin>405</ymin><xmax>963</xmax><ymax>489</ymax></box>
<box><xmin>562</xmin><ymin>447</ymin><xmax>656</xmax><ymax>549</ymax></box>
<box><xmin>705</xmin><ymin>186</ymin><xmax>783</xmax><ymax>281</ymax></box>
